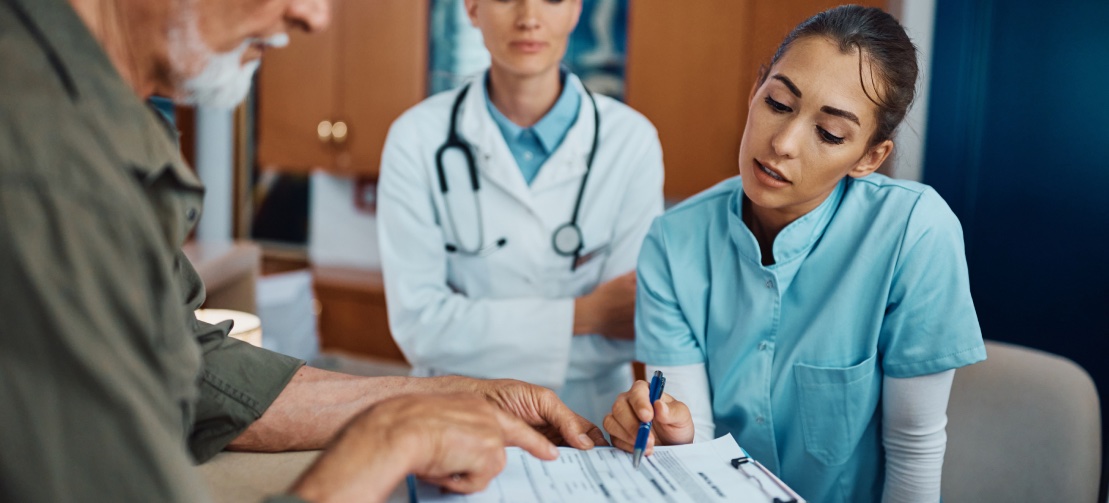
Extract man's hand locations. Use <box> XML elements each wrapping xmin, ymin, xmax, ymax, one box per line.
<box><xmin>230</xmin><ymin>368</ymin><xmax>608</xmax><ymax>455</ymax></box>
<box><xmin>603</xmin><ymin>380</ymin><xmax>694</xmax><ymax>457</ymax></box>
<box><xmin>289</xmin><ymin>394</ymin><xmax>560</xmax><ymax>502</ymax></box>
<box><xmin>573</xmin><ymin>271</ymin><xmax>636</xmax><ymax>340</ymax></box>
<box><xmin>429</xmin><ymin>376</ymin><xmax>609</xmax><ymax>449</ymax></box>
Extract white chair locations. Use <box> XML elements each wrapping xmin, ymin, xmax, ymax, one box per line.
<box><xmin>943</xmin><ymin>340</ymin><xmax>1102</xmax><ymax>502</ymax></box>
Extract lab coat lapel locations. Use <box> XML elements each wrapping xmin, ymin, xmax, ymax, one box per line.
<box><xmin>457</xmin><ymin>79</ymin><xmax>535</xmax><ymax>211</ymax></box>
<box><xmin>530</xmin><ymin>75</ymin><xmax>592</xmax><ymax>193</ymax></box>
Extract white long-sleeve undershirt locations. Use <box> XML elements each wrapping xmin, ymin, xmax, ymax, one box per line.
<box><xmin>646</xmin><ymin>363</ymin><xmax>954</xmax><ymax>503</ymax></box>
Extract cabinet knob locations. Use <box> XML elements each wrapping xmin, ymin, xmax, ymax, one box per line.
<box><xmin>317</xmin><ymin>120</ymin><xmax>333</xmax><ymax>143</ymax></box>
<box><xmin>331</xmin><ymin>121</ymin><xmax>348</xmax><ymax>144</ymax></box>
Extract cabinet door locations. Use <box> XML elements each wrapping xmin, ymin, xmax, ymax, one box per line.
<box><xmin>256</xmin><ymin>6</ymin><xmax>340</xmax><ymax>172</ymax></box>
<box><xmin>626</xmin><ymin>0</ymin><xmax>885</xmax><ymax>199</ymax></box>
<box><xmin>337</xmin><ymin>0</ymin><xmax>429</xmax><ymax>176</ymax></box>
<box><xmin>312</xmin><ymin>266</ymin><xmax>405</xmax><ymax>362</ymax></box>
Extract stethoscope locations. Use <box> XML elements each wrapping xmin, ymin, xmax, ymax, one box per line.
<box><xmin>436</xmin><ymin>82</ymin><xmax>600</xmax><ymax>271</ymax></box>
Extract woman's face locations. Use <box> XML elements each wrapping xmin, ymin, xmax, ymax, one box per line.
<box><xmin>465</xmin><ymin>0</ymin><xmax>581</xmax><ymax>80</ymax></box>
<box><xmin>738</xmin><ymin>36</ymin><xmax>892</xmax><ymax>222</ymax></box>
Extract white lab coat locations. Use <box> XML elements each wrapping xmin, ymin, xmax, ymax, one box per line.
<box><xmin>377</xmin><ymin>74</ymin><xmax>664</xmax><ymax>426</ymax></box>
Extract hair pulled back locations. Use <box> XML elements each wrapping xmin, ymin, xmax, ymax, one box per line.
<box><xmin>760</xmin><ymin>5</ymin><xmax>918</xmax><ymax>147</ymax></box>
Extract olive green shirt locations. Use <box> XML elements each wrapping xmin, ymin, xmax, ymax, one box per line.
<box><xmin>0</xmin><ymin>0</ymin><xmax>305</xmax><ymax>500</ymax></box>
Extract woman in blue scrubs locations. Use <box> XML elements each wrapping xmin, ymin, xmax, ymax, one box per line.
<box><xmin>604</xmin><ymin>6</ymin><xmax>986</xmax><ymax>502</ymax></box>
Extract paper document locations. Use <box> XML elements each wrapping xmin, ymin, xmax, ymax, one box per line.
<box><xmin>413</xmin><ymin>434</ymin><xmax>803</xmax><ymax>502</ymax></box>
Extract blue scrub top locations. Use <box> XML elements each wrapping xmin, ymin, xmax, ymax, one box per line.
<box><xmin>636</xmin><ymin>174</ymin><xmax>986</xmax><ymax>503</ymax></box>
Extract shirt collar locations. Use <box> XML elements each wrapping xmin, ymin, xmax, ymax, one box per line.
<box><xmin>729</xmin><ymin>177</ymin><xmax>848</xmax><ymax>268</ymax></box>
<box><xmin>483</xmin><ymin>70</ymin><xmax>581</xmax><ymax>154</ymax></box>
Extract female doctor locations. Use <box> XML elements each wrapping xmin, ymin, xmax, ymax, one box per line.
<box><xmin>376</xmin><ymin>0</ymin><xmax>663</xmax><ymax>427</ymax></box>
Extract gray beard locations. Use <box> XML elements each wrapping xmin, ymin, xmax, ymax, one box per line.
<box><xmin>174</xmin><ymin>41</ymin><xmax>259</xmax><ymax>109</ymax></box>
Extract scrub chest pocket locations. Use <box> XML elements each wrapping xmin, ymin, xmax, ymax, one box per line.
<box><xmin>793</xmin><ymin>352</ymin><xmax>881</xmax><ymax>466</ymax></box>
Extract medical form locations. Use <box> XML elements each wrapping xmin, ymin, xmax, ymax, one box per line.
<box><xmin>412</xmin><ymin>434</ymin><xmax>804</xmax><ymax>503</ymax></box>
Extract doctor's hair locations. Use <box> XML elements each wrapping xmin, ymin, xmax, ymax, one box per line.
<box><xmin>758</xmin><ymin>5</ymin><xmax>918</xmax><ymax>148</ymax></box>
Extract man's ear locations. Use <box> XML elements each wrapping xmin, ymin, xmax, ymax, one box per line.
<box><xmin>849</xmin><ymin>139</ymin><xmax>893</xmax><ymax>178</ymax></box>
<box><xmin>464</xmin><ymin>0</ymin><xmax>479</xmax><ymax>26</ymax></box>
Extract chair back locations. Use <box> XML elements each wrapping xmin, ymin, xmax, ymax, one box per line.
<box><xmin>943</xmin><ymin>340</ymin><xmax>1101</xmax><ymax>502</ymax></box>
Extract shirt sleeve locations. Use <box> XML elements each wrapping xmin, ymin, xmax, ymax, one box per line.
<box><xmin>879</xmin><ymin>188</ymin><xmax>987</xmax><ymax>378</ymax></box>
<box><xmin>881</xmin><ymin>370</ymin><xmax>954</xmax><ymax>503</ymax></box>
<box><xmin>635</xmin><ymin>219</ymin><xmax>706</xmax><ymax>366</ymax></box>
<box><xmin>376</xmin><ymin>115</ymin><xmax>576</xmax><ymax>389</ymax></box>
<box><xmin>185</xmin><ymin>285</ymin><xmax>304</xmax><ymax>462</ymax></box>
<box><xmin>0</xmin><ymin>182</ymin><xmax>213</xmax><ymax>502</ymax></box>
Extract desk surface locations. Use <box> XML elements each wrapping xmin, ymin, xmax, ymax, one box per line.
<box><xmin>199</xmin><ymin>450</ymin><xmax>408</xmax><ymax>502</ymax></box>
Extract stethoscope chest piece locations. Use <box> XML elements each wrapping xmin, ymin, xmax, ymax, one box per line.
<box><xmin>552</xmin><ymin>223</ymin><xmax>584</xmax><ymax>257</ymax></box>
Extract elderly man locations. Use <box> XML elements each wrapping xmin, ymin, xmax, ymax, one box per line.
<box><xmin>0</xmin><ymin>0</ymin><xmax>604</xmax><ymax>501</ymax></box>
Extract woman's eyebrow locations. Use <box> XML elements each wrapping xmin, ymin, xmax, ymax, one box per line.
<box><xmin>772</xmin><ymin>74</ymin><xmax>802</xmax><ymax>97</ymax></box>
<box><xmin>820</xmin><ymin>106</ymin><xmax>860</xmax><ymax>125</ymax></box>
<box><xmin>772</xmin><ymin>73</ymin><xmax>860</xmax><ymax>125</ymax></box>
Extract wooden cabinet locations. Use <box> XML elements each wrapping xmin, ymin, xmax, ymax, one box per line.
<box><xmin>256</xmin><ymin>0</ymin><xmax>428</xmax><ymax>176</ymax></box>
<box><xmin>312</xmin><ymin>266</ymin><xmax>405</xmax><ymax>362</ymax></box>
<box><xmin>626</xmin><ymin>0</ymin><xmax>886</xmax><ymax>199</ymax></box>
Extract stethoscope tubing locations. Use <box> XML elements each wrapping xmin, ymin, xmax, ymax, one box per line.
<box><xmin>437</xmin><ymin>80</ymin><xmax>600</xmax><ymax>270</ymax></box>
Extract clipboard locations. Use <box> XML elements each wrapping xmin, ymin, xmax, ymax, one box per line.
<box><xmin>730</xmin><ymin>455</ymin><xmax>805</xmax><ymax>503</ymax></box>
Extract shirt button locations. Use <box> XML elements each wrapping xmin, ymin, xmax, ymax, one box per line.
<box><xmin>186</xmin><ymin>208</ymin><xmax>198</xmax><ymax>221</ymax></box>
<box><xmin>758</xmin><ymin>342</ymin><xmax>769</xmax><ymax>351</ymax></box>
<box><xmin>522</xmin><ymin>151</ymin><xmax>534</xmax><ymax>161</ymax></box>
<box><xmin>755</xmin><ymin>415</ymin><xmax>765</xmax><ymax>424</ymax></box>
<box><xmin>765</xmin><ymin>279</ymin><xmax>773</xmax><ymax>289</ymax></box>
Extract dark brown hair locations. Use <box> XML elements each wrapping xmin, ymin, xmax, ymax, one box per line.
<box><xmin>759</xmin><ymin>5</ymin><xmax>919</xmax><ymax>147</ymax></box>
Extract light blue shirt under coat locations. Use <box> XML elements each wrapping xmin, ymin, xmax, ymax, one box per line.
<box><xmin>635</xmin><ymin>174</ymin><xmax>987</xmax><ymax>503</ymax></box>
<box><xmin>484</xmin><ymin>72</ymin><xmax>581</xmax><ymax>185</ymax></box>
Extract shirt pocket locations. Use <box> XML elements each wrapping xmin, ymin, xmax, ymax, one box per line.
<box><xmin>793</xmin><ymin>352</ymin><xmax>881</xmax><ymax>466</ymax></box>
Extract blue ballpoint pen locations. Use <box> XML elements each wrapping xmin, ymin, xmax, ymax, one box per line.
<box><xmin>632</xmin><ymin>370</ymin><xmax>666</xmax><ymax>469</ymax></box>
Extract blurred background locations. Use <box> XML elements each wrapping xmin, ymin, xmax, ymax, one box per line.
<box><xmin>166</xmin><ymin>1</ymin><xmax>1108</xmax><ymax>498</ymax></box>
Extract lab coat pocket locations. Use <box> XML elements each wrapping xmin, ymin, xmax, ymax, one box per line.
<box><xmin>793</xmin><ymin>353</ymin><xmax>881</xmax><ymax>466</ymax></box>
<box><xmin>548</xmin><ymin>243</ymin><xmax>608</xmax><ymax>298</ymax></box>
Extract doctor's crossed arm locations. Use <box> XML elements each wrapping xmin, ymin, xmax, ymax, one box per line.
<box><xmin>572</xmin><ymin>271</ymin><xmax>636</xmax><ymax>340</ymax></box>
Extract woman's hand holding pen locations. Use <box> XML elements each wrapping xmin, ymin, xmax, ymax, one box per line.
<box><xmin>603</xmin><ymin>380</ymin><xmax>695</xmax><ymax>456</ymax></box>
<box><xmin>573</xmin><ymin>271</ymin><xmax>637</xmax><ymax>340</ymax></box>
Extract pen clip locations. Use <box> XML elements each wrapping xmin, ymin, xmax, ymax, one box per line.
<box><xmin>649</xmin><ymin>371</ymin><xmax>666</xmax><ymax>402</ymax></box>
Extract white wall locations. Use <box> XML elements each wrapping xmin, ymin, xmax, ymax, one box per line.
<box><xmin>194</xmin><ymin>107</ymin><xmax>235</xmax><ymax>240</ymax></box>
<box><xmin>308</xmin><ymin>171</ymin><xmax>380</xmax><ymax>269</ymax></box>
<box><xmin>889</xmin><ymin>0</ymin><xmax>937</xmax><ymax>182</ymax></box>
